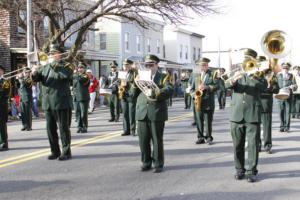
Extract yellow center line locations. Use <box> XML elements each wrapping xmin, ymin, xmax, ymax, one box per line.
<box><xmin>0</xmin><ymin>112</ymin><xmax>193</xmax><ymax>168</ymax></box>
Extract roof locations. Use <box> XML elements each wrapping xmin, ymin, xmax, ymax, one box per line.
<box><xmin>191</xmin><ymin>33</ymin><xmax>205</xmax><ymax>38</ymax></box>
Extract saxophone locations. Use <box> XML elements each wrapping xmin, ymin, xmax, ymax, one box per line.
<box><xmin>195</xmin><ymin>89</ymin><xmax>203</xmax><ymax>112</ymax></box>
<box><xmin>194</xmin><ymin>73</ymin><xmax>206</xmax><ymax>112</ymax></box>
<box><xmin>118</xmin><ymin>79</ymin><xmax>126</xmax><ymax>99</ymax></box>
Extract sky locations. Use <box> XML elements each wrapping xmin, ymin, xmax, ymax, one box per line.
<box><xmin>183</xmin><ymin>0</ymin><xmax>300</xmax><ymax>68</ymax></box>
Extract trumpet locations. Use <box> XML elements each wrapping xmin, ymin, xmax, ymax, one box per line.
<box><xmin>222</xmin><ymin>57</ymin><xmax>258</xmax><ymax>82</ymax></box>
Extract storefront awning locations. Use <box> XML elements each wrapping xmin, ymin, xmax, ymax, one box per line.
<box><xmin>10</xmin><ymin>48</ymin><xmax>27</xmax><ymax>54</ymax></box>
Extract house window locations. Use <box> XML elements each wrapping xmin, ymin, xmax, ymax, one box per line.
<box><xmin>125</xmin><ymin>32</ymin><xmax>130</xmax><ymax>51</ymax></box>
<box><xmin>147</xmin><ymin>38</ymin><xmax>151</xmax><ymax>53</ymax></box>
<box><xmin>136</xmin><ymin>35</ymin><xmax>141</xmax><ymax>53</ymax></box>
<box><xmin>198</xmin><ymin>48</ymin><xmax>201</xmax><ymax>59</ymax></box>
<box><xmin>156</xmin><ymin>39</ymin><xmax>160</xmax><ymax>54</ymax></box>
<box><xmin>43</xmin><ymin>16</ymin><xmax>49</xmax><ymax>38</ymax></box>
<box><xmin>185</xmin><ymin>45</ymin><xmax>188</xmax><ymax>59</ymax></box>
<box><xmin>179</xmin><ymin>44</ymin><xmax>183</xmax><ymax>59</ymax></box>
<box><xmin>100</xmin><ymin>33</ymin><xmax>107</xmax><ymax>50</ymax></box>
<box><xmin>18</xmin><ymin>9</ymin><xmax>26</xmax><ymax>34</ymax></box>
<box><xmin>193</xmin><ymin>47</ymin><xmax>196</xmax><ymax>61</ymax></box>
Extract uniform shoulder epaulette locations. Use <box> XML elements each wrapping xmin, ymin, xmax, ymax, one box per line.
<box><xmin>3</xmin><ymin>80</ymin><xmax>11</xmax><ymax>89</ymax></box>
<box><xmin>65</xmin><ymin>62</ymin><xmax>75</xmax><ymax>71</ymax></box>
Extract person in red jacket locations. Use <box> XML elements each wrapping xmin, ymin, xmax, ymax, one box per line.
<box><xmin>86</xmin><ymin>69</ymin><xmax>99</xmax><ymax>113</ymax></box>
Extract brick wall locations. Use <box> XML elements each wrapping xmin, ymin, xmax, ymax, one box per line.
<box><xmin>0</xmin><ymin>8</ymin><xmax>11</xmax><ymax>71</ymax></box>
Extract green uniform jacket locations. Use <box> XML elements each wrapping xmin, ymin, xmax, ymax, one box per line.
<box><xmin>225</xmin><ymin>75</ymin><xmax>267</xmax><ymax>123</ymax></box>
<box><xmin>73</xmin><ymin>73</ymin><xmax>90</xmax><ymax>102</ymax></box>
<box><xmin>135</xmin><ymin>71</ymin><xmax>173</xmax><ymax>122</ymax></box>
<box><xmin>277</xmin><ymin>73</ymin><xmax>297</xmax><ymax>100</ymax></box>
<box><xmin>32</xmin><ymin>61</ymin><xmax>73</xmax><ymax>110</ymax></box>
<box><xmin>260</xmin><ymin>75</ymin><xmax>279</xmax><ymax>112</ymax></box>
<box><xmin>0</xmin><ymin>78</ymin><xmax>10</xmax><ymax>121</ymax></box>
<box><xmin>191</xmin><ymin>69</ymin><xmax>218</xmax><ymax>110</ymax></box>
<box><xmin>19</xmin><ymin>77</ymin><xmax>33</xmax><ymax>102</ymax></box>
<box><xmin>124</xmin><ymin>69</ymin><xmax>138</xmax><ymax>102</ymax></box>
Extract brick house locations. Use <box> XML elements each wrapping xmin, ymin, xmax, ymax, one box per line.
<box><xmin>0</xmin><ymin>6</ymin><xmax>44</xmax><ymax>72</ymax></box>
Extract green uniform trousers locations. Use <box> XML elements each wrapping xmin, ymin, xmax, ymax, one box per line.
<box><xmin>231</xmin><ymin>121</ymin><xmax>260</xmax><ymax>175</ymax></box>
<box><xmin>109</xmin><ymin>94</ymin><xmax>120</xmax><ymax>120</ymax></box>
<box><xmin>75</xmin><ymin>101</ymin><xmax>89</xmax><ymax>131</ymax></box>
<box><xmin>184</xmin><ymin>93</ymin><xmax>191</xmax><ymax>109</ymax></box>
<box><xmin>121</xmin><ymin>100</ymin><xmax>136</xmax><ymax>135</ymax></box>
<box><xmin>291</xmin><ymin>94</ymin><xmax>300</xmax><ymax>117</ymax></box>
<box><xmin>45</xmin><ymin>109</ymin><xmax>71</xmax><ymax>156</ymax></box>
<box><xmin>195</xmin><ymin>110</ymin><xmax>214</xmax><ymax>140</ymax></box>
<box><xmin>20</xmin><ymin>101</ymin><xmax>32</xmax><ymax>129</ymax></box>
<box><xmin>261</xmin><ymin>112</ymin><xmax>272</xmax><ymax>149</ymax></box>
<box><xmin>0</xmin><ymin>102</ymin><xmax>8</xmax><ymax>147</ymax></box>
<box><xmin>216</xmin><ymin>90</ymin><xmax>226</xmax><ymax>109</ymax></box>
<box><xmin>138</xmin><ymin>118</ymin><xmax>165</xmax><ymax>168</ymax></box>
<box><xmin>278</xmin><ymin>99</ymin><xmax>291</xmax><ymax>130</ymax></box>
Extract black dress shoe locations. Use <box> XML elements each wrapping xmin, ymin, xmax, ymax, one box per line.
<box><xmin>47</xmin><ymin>154</ymin><xmax>60</xmax><ymax>160</ymax></box>
<box><xmin>247</xmin><ymin>174</ymin><xmax>257</xmax><ymax>183</ymax></box>
<box><xmin>26</xmin><ymin>128</ymin><xmax>32</xmax><ymax>131</ymax></box>
<box><xmin>284</xmin><ymin>128</ymin><xmax>289</xmax><ymax>132</ymax></box>
<box><xmin>81</xmin><ymin>129</ymin><xmax>87</xmax><ymax>133</ymax></box>
<box><xmin>21</xmin><ymin>127</ymin><xmax>26</xmax><ymax>131</ymax></box>
<box><xmin>206</xmin><ymin>138</ymin><xmax>213</xmax><ymax>145</ymax></box>
<box><xmin>121</xmin><ymin>133</ymin><xmax>130</xmax><ymax>136</ymax></box>
<box><xmin>153</xmin><ymin>167</ymin><xmax>163</xmax><ymax>173</ymax></box>
<box><xmin>195</xmin><ymin>138</ymin><xmax>205</xmax><ymax>144</ymax></box>
<box><xmin>191</xmin><ymin>122</ymin><xmax>196</xmax><ymax>126</ymax></box>
<box><xmin>115</xmin><ymin>118</ymin><xmax>119</xmax><ymax>122</ymax></box>
<box><xmin>234</xmin><ymin>172</ymin><xmax>245</xmax><ymax>180</ymax></box>
<box><xmin>265</xmin><ymin>146</ymin><xmax>272</xmax><ymax>154</ymax></box>
<box><xmin>279</xmin><ymin>128</ymin><xmax>284</xmax><ymax>132</ymax></box>
<box><xmin>76</xmin><ymin>129</ymin><xmax>81</xmax><ymax>133</ymax></box>
<box><xmin>0</xmin><ymin>145</ymin><xmax>9</xmax><ymax>151</ymax></box>
<box><xmin>58</xmin><ymin>154</ymin><xmax>72</xmax><ymax>161</ymax></box>
<box><xmin>108</xmin><ymin>119</ymin><xmax>115</xmax><ymax>122</ymax></box>
<box><xmin>141</xmin><ymin>165</ymin><xmax>152</xmax><ymax>171</ymax></box>
<box><xmin>132</xmin><ymin>132</ymin><xmax>137</xmax><ymax>136</ymax></box>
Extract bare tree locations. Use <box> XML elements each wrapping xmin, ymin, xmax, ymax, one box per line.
<box><xmin>0</xmin><ymin>0</ymin><xmax>219</xmax><ymax>62</ymax></box>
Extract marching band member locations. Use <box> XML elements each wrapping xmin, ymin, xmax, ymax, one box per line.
<box><xmin>225</xmin><ymin>48</ymin><xmax>267</xmax><ymax>182</ymax></box>
<box><xmin>216</xmin><ymin>67</ymin><xmax>227</xmax><ymax>110</ymax></box>
<box><xmin>257</xmin><ymin>56</ymin><xmax>279</xmax><ymax>154</ymax></box>
<box><xmin>182</xmin><ymin>71</ymin><xmax>192</xmax><ymax>109</ymax></box>
<box><xmin>108</xmin><ymin>61</ymin><xmax>120</xmax><ymax>122</ymax></box>
<box><xmin>277</xmin><ymin>62</ymin><xmax>297</xmax><ymax>132</ymax></box>
<box><xmin>191</xmin><ymin>57</ymin><xmax>218</xmax><ymax>145</ymax></box>
<box><xmin>32</xmin><ymin>44</ymin><xmax>73</xmax><ymax>161</ymax></box>
<box><xmin>0</xmin><ymin>65</ymin><xmax>11</xmax><ymax>151</ymax></box>
<box><xmin>134</xmin><ymin>55</ymin><xmax>173</xmax><ymax>173</ymax></box>
<box><xmin>120</xmin><ymin>59</ymin><xmax>138</xmax><ymax>136</ymax></box>
<box><xmin>17</xmin><ymin>68</ymin><xmax>33</xmax><ymax>131</ymax></box>
<box><xmin>73</xmin><ymin>63</ymin><xmax>90</xmax><ymax>133</ymax></box>
<box><xmin>291</xmin><ymin>66</ymin><xmax>300</xmax><ymax>118</ymax></box>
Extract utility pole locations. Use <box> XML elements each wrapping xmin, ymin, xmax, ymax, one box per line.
<box><xmin>27</xmin><ymin>0</ymin><xmax>32</xmax><ymax>68</ymax></box>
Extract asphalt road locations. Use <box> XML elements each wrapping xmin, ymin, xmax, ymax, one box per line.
<box><xmin>1</xmin><ymin>98</ymin><xmax>300</xmax><ymax>200</ymax></box>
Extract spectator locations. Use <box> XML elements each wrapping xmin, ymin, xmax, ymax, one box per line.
<box><xmin>32</xmin><ymin>82</ymin><xmax>40</xmax><ymax>118</ymax></box>
<box><xmin>86</xmin><ymin>69</ymin><xmax>99</xmax><ymax>113</ymax></box>
<box><xmin>99</xmin><ymin>75</ymin><xmax>107</xmax><ymax>107</ymax></box>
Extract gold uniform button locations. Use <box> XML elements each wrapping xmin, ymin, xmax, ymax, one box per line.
<box><xmin>243</xmin><ymin>101</ymin><xmax>245</xmax><ymax>103</ymax></box>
